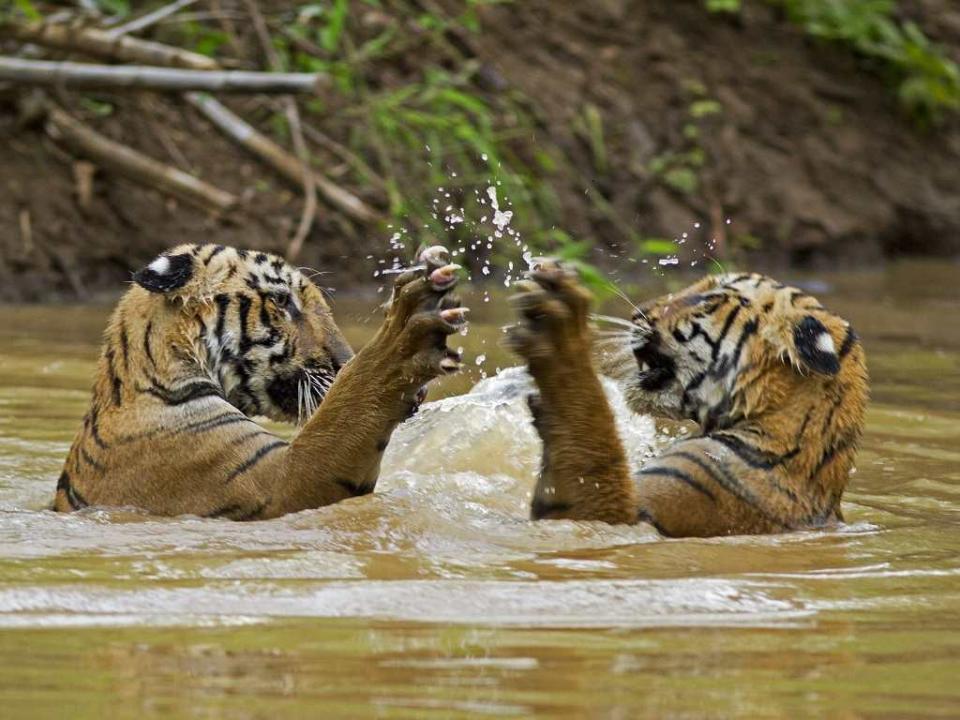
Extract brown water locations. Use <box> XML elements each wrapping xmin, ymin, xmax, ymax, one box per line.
<box><xmin>1</xmin><ymin>261</ymin><xmax>958</xmax><ymax>718</ymax></box>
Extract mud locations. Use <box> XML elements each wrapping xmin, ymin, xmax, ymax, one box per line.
<box><xmin>1</xmin><ymin>0</ymin><xmax>959</xmax><ymax>301</ymax></box>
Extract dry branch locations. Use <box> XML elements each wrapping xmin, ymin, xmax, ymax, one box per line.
<box><xmin>0</xmin><ymin>57</ymin><xmax>325</xmax><ymax>93</ymax></box>
<box><xmin>45</xmin><ymin>104</ymin><xmax>237</xmax><ymax>214</ymax></box>
<box><xmin>103</xmin><ymin>0</ymin><xmax>200</xmax><ymax>39</ymax></box>
<box><xmin>240</xmin><ymin>0</ymin><xmax>316</xmax><ymax>260</ymax></box>
<box><xmin>185</xmin><ymin>92</ymin><xmax>377</xmax><ymax>223</ymax></box>
<box><xmin>0</xmin><ymin>20</ymin><xmax>217</xmax><ymax>70</ymax></box>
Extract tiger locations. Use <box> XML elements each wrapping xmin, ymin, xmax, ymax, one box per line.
<box><xmin>505</xmin><ymin>261</ymin><xmax>868</xmax><ymax>537</ymax></box>
<box><xmin>54</xmin><ymin>243</ymin><xmax>467</xmax><ymax>520</ymax></box>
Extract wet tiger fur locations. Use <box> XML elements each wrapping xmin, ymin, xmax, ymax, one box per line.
<box><xmin>506</xmin><ymin>262</ymin><xmax>868</xmax><ymax>537</ymax></box>
<box><xmin>55</xmin><ymin>243</ymin><xmax>467</xmax><ymax>519</ymax></box>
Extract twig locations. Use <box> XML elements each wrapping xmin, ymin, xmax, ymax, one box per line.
<box><xmin>293</xmin><ymin>109</ymin><xmax>388</xmax><ymax>193</ymax></box>
<box><xmin>103</xmin><ymin>0</ymin><xmax>200</xmax><ymax>38</ymax></box>
<box><xmin>0</xmin><ymin>57</ymin><xmax>325</xmax><ymax>93</ymax></box>
<box><xmin>45</xmin><ymin>103</ymin><xmax>238</xmax><ymax>214</ymax></box>
<box><xmin>0</xmin><ymin>20</ymin><xmax>217</xmax><ymax>70</ymax></box>
<box><xmin>185</xmin><ymin>92</ymin><xmax>377</xmax><ymax>222</ymax></box>
<box><xmin>18</xmin><ymin>207</ymin><xmax>33</xmax><ymax>254</ymax></box>
<box><xmin>283</xmin><ymin>101</ymin><xmax>317</xmax><ymax>261</ymax></box>
<box><xmin>240</xmin><ymin>0</ymin><xmax>317</xmax><ymax>260</ymax></box>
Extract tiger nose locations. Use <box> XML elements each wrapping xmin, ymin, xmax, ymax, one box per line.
<box><xmin>325</xmin><ymin>337</ymin><xmax>354</xmax><ymax>374</ymax></box>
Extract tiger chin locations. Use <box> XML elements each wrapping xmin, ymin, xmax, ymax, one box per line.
<box><xmin>506</xmin><ymin>262</ymin><xmax>868</xmax><ymax>537</ymax></box>
<box><xmin>55</xmin><ymin>243</ymin><xmax>467</xmax><ymax>520</ymax></box>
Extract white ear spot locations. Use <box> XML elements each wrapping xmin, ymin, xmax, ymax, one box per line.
<box><xmin>816</xmin><ymin>332</ymin><xmax>836</xmax><ymax>354</ymax></box>
<box><xmin>148</xmin><ymin>256</ymin><xmax>171</xmax><ymax>275</ymax></box>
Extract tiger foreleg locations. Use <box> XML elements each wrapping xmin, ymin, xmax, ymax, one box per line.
<box><xmin>506</xmin><ymin>261</ymin><xmax>636</xmax><ymax>525</ymax></box>
<box><xmin>268</xmin><ymin>246</ymin><xmax>467</xmax><ymax>516</ymax></box>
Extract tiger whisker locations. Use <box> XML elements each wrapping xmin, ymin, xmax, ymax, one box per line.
<box><xmin>592</xmin><ymin>314</ymin><xmax>637</xmax><ymax>330</ymax></box>
<box><xmin>601</xmin><ymin>280</ymin><xmax>643</xmax><ymax>315</ymax></box>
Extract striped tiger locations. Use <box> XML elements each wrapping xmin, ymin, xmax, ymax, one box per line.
<box><xmin>54</xmin><ymin>243</ymin><xmax>466</xmax><ymax>519</ymax></box>
<box><xmin>506</xmin><ymin>261</ymin><xmax>868</xmax><ymax>537</ymax></box>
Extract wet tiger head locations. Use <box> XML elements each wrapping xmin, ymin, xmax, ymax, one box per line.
<box><xmin>599</xmin><ymin>273</ymin><xmax>867</xmax><ymax>432</ymax></box>
<box><xmin>129</xmin><ymin>243</ymin><xmax>353</xmax><ymax>422</ymax></box>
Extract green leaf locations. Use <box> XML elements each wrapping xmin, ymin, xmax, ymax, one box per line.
<box><xmin>663</xmin><ymin>167</ymin><xmax>699</xmax><ymax>194</ymax></box>
<box><xmin>638</xmin><ymin>238</ymin><xmax>677</xmax><ymax>255</ymax></box>
<box><xmin>689</xmin><ymin>99</ymin><xmax>722</xmax><ymax>118</ymax></box>
<box><xmin>13</xmin><ymin>0</ymin><xmax>41</xmax><ymax>21</ymax></box>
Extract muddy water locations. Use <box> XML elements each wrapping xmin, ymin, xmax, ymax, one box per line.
<box><xmin>0</xmin><ymin>261</ymin><xmax>958</xmax><ymax>718</ymax></box>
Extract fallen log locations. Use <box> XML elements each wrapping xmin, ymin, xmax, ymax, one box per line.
<box><xmin>0</xmin><ymin>20</ymin><xmax>217</xmax><ymax>70</ymax></box>
<box><xmin>0</xmin><ymin>57</ymin><xmax>325</xmax><ymax>93</ymax></box>
<box><xmin>45</xmin><ymin>104</ymin><xmax>238</xmax><ymax>214</ymax></box>
<box><xmin>185</xmin><ymin>92</ymin><xmax>377</xmax><ymax>223</ymax></box>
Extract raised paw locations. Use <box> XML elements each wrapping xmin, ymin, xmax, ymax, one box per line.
<box><xmin>378</xmin><ymin>245</ymin><xmax>469</xmax><ymax>383</ymax></box>
<box><xmin>504</xmin><ymin>259</ymin><xmax>593</xmax><ymax>365</ymax></box>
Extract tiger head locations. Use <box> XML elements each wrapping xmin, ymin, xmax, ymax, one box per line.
<box><xmin>129</xmin><ymin>243</ymin><xmax>353</xmax><ymax>422</ymax></box>
<box><xmin>598</xmin><ymin>273</ymin><xmax>867</xmax><ymax>433</ymax></box>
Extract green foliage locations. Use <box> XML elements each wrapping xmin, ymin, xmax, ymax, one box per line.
<box><xmin>704</xmin><ymin>0</ymin><xmax>960</xmax><ymax>121</ymax></box>
<box><xmin>9</xmin><ymin>0</ymin><xmax>41</xmax><ymax>21</ymax></box>
<box><xmin>705</xmin><ymin>0</ymin><xmax>743</xmax><ymax>11</ymax></box>
<box><xmin>649</xmin><ymin>87</ymin><xmax>721</xmax><ymax>196</ymax></box>
<box><xmin>94</xmin><ymin>0</ymin><xmax>130</xmax><ymax>17</ymax></box>
<box><xmin>637</xmin><ymin>237</ymin><xmax>679</xmax><ymax>255</ymax></box>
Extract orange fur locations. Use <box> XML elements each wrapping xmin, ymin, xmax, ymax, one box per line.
<box><xmin>508</xmin><ymin>265</ymin><xmax>868</xmax><ymax>537</ymax></box>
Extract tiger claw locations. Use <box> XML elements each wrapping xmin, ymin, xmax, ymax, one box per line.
<box><xmin>420</xmin><ymin>245</ymin><xmax>451</xmax><ymax>270</ymax></box>
<box><xmin>439</xmin><ymin>357</ymin><xmax>462</xmax><ymax>374</ymax></box>
<box><xmin>429</xmin><ymin>264</ymin><xmax>461</xmax><ymax>290</ymax></box>
<box><xmin>440</xmin><ymin>307</ymin><xmax>469</xmax><ymax>325</ymax></box>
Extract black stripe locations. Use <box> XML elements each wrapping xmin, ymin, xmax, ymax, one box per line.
<box><xmin>119</xmin><ymin>323</ymin><xmax>130</xmax><ymax>371</ymax></box>
<box><xmin>80</xmin><ymin>447</ymin><xmax>105</xmax><ymax>472</ymax></box>
<box><xmin>530</xmin><ymin>496</ymin><xmax>572</xmax><ymax>520</ymax></box>
<box><xmin>671</xmin><ymin>450</ymin><xmax>788</xmax><ymax>529</ymax></box>
<box><xmin>58</xmin><ymin>471</ymin><xmax>88</xmax><ymax>510</ymax></box>
<box><xmin>238</xmin><ymin>293</ymin><xmax>253</xmax><ymax>351</ymax></box>
<box><xmin>637</xmin><ymin>466</ymin><xmax>716</xmax><ymax>502</ymax></box>
<box><xmin>114</xmin><ymin>412</ymin><xmax>248</xmax><ymax>445</ymax></box>
<box><xmin>145</xmin><ymin>379</ymin><xmax>223</xmax><ymax>405</ymax></box>
<box><xmin>144</xmin><ymin>321</ymin><xmax>156</xmax><ymax>368</ymax></box>
<box><xmin>636</xmin><ymin>508</ymin><xmax>669</xmax><ymax>535</ymax></box>
<box><xmin>687</xmin><ymin>321</ymin><xmax>718</xmax><ymax>352</ymax></box>
<box><xmin>181</xmin><ymin>413</ymin><xmax>250</xmax><ymax>435</ymax></box>
<box><xmin>809</xmin><ymin>433</ymin><xmax>857</xmax><ymax>480</ymax></box>
<box><xmin>105</xmin><ymin>349</ymin><xmax>123</xmax><ymax>406</ymax></box>
<box><xmin>708</xmin><ymin>433</ymin><xmax>799</xmax><ymax>470</ymax></box>
<box><xmin>214</xmin><ymin>293</ymin><xmax>230</xmax><ymax>340</ymax></box>
<box><xmin>205</xmin><ymin>501</ymin><xmax>267</xmax><ymax>521</ymax></box>
<box><xmin>839</xmin><ymin>325</ymin><xmax>858</xmax><ymax>359</ymax></box>
<box><xmin>713</xmin><ymin>305</ymin><xmax>742</xmax><ymax>360</ymax></box>
<box><xmin>224</xmin><ymin>440</ymin><xmax>286</xmax><ymax>483</ymax></box>
<box><xmin>730</xmin><ymin>318</ymin><xmax>759</xmax><ymax>366</ymax></box>
<box><xmin>203</xmin><ymin>245</ymin><xmax>226</xmax><ymax>265</ymax></box>
<box><xmin>721</xmin><ymin>274</ymin><xmax>752</xmax><ymax>288</ymax></box>
<box><xmin>228</xmin><ymin>429</ymin><xmax>274</xmax><ymax>447</ymax></box>
<box><xmin>335</xmin><ymin>478</ymin><xmax>375</xmax><ymax>498</ymax></box>
<box><xmin>88</xmin><ymin>406</ymin><xmax>109</xmax><ymax>449</ymax></box>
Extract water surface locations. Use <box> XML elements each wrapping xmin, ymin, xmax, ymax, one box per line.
<box><xmin>1</xmin><ymin>261</ymin><xmax>958</xmax><ymax>718</ymax></box>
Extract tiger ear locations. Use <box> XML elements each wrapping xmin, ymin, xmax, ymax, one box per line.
<box><xmin>789</xmin><ymin>315</ymin><xmax>840</xmax><ymax>376</ymax></box>
<box><xmin>133</xmin><ymin>252</ymin><xmax>195</xmax><ymax>294</ymax></box>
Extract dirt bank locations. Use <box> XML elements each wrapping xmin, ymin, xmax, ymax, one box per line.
<box><xmin>2</xmin><ymin>0</ymin><xmax>959</xmax><ymax>302</ymax></box>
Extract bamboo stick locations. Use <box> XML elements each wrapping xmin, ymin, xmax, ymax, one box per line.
<box><xmin>0</xmin><ymin>20</ymin><xmax>217</xmax><ymax>70</ymax></box>
<box><xmin>103</xmin><ymin>0</ymin><xmax>200</xmax><ymax>39</ymax></box>
<box><xmin>0</xmin><ymin>57</ymin><xmax>325</xmax><ymax>93</ymax></box>
<box><xmin>45</xmin><ymin>104</ymin><xmax>238</xmax><ymax>214</ymax></box>
<box><xmin>185</xmin><ymin>92</ymin><xmax>377</xmax><ymax>222</ymax></box>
